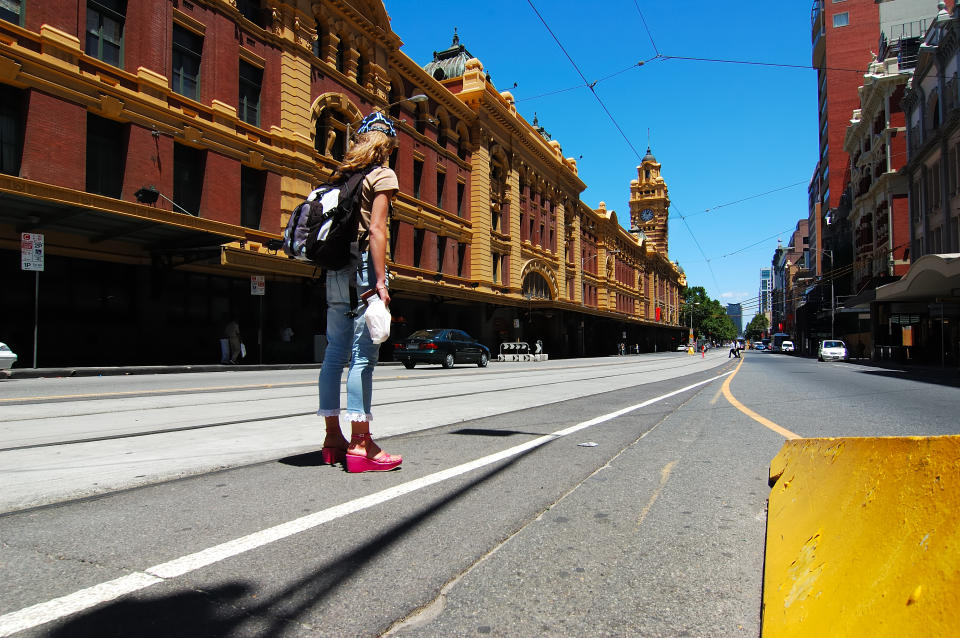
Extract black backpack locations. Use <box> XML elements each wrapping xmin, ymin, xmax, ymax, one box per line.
<box><xmin>282</xmin><ymin>167</ymin><xmax>373</xmax><ymax>270</ymax></box>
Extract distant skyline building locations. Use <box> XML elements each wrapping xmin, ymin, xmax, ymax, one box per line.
<box><xmin>726</xmin><ymin>303</ymin><xmax>743</xmax><ymax>337</ymax></box>
<box><xmin>760</xmin><ymin>267</ymin><xmax>772</xmax><ymax>327</ymax></box>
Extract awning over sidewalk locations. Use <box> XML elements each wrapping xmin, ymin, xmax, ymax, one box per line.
<box><xmin>0</xmin><ymin>175</ymin><xmax>244</xmax><ymax>252</ymax></box>
<box><xmin>875</xmin><ymin>254</ymin><xmax>960</xmax><ymax>302</ymax></box>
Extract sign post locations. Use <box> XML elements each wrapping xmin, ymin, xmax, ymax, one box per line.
<box><xmin>20</xmin><ymin>233</ymin><xmax>44</xmax><ymax>368</ymax></box>
<box><xmin>251</xmin><ymin>275</ymin><xmax>265</xmax><ymax>363</ymax></box>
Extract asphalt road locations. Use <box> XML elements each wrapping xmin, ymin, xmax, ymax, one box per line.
<box><xmin>0</xmin><ymin>351</ymin><xmax>956</xmax><ymax>637</ymax></box>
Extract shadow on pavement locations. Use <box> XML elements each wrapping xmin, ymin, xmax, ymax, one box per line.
<box><xmin>43</xmin><ymin>442</ymin><xmax>547</xmax><ymax>637</ymax></box>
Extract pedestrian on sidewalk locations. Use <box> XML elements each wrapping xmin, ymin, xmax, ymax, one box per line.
<box><xmin>701</xmin><ymin>344</ymin><xmax>706</xmax><ymax>358</ymax></box>
<box><xmin>224</xmin><ymin>318</ymin><xmax>242</xmax><ymax>364</ymax></box>
<box><xmin>317</xmin><ymin>112</ymin><xmax>402</xmax><ymax>473</ymax></box>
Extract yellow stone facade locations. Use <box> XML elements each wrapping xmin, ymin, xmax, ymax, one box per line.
<box><xmin>1</xmin><ymin>0</ymin><xmax>686</xmax><ymax>362</ymax></box>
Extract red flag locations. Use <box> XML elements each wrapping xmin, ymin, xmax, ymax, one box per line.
<box><xmin>655</xmin><ymin>307</ymin><xmax>661</xmax><ymax>321</ymax></box>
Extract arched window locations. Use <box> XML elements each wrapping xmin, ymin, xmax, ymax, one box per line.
<box><xmin>316</xmin><ymin>108</ymin><xmax>348</xmax><ymax>161</ymax></box>
<box><xmin>522</xmin><ymin>272</ymin><xmax>553</xmax><ymax>300</ymax></box>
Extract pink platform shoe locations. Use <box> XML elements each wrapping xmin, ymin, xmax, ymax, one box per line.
<box><xmin>320</xmin><ymin>447</ymin><xmax>347</xmax><ymax>465</ymax></box>
<box><xmin>346</xmin><ymin>433</ymin><xmax>402</xmax><ymax>473</ymax></box>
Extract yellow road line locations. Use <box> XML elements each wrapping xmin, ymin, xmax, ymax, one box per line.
<box><xmin>0</xmin><ymin>381</ymin><xmax>314</xmax><ymax>403</ymax></box>
<box><xmin>721</xmin><ymin>358</ymin><xmax>800</xmax><ymax>440</ymax></box>
<box><xmin>637</xmin><ymin>460</ymin><xmax>678</xmax><ymax>528</ymax></box>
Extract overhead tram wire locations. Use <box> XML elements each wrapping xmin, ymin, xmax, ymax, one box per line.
<box><xmin>525</xmin><ymin>0</ymin><xmax>644</xmax><ymax>159</ymax></box>
<box><xmin>676</xmin><ymin>180</ymin><xmax>809</xmax><ymax>220</ymax></box>
<box><xmin>632</xmin><ymin>0</ymin><xmax>661</xmax><ymax>57</ymax></box>
<box><xmin>659</xmin><ymin>55</ymin><xmax>870</xmax><ymax>74</ymax></box>
<box><xmin>668</xmin><ymin>200</ymin><xmax>721</xmax><ymax>292</ymax></box>
<box><xmin>515</xmin><ymin>58</ymin><xmax>658</xmax><ymax>104</ymax></box>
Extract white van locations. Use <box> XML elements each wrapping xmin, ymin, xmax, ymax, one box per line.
<box><xmin>780</xmin><ymin>340</ymin><xmax>795</xmax><ymax>353</ymax></box>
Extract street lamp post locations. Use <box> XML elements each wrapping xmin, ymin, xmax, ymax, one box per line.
<box><xmin>822</xmin><ymin>249</ymin><xmax>834</xmax><ymax>339</ymax></box>
<box><xmin>687</xmin><ymin>301</ymin><xmax>700</xmax><ymax>351</ymax></box>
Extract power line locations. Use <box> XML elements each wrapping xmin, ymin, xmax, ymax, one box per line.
<box><xmin>525</xmin><ymin>0</ymin><xmax>645</xmax><ymax>159</ymax></box>
<box><xmin>678</xmin><ymin>180</ymin><xmax>809</xmax><ymax>219</ymax></box>
<box><xmin>514</xmin><ymin>59</ymin><xmax>654</xmax><ymax>104</ymax></box>
<box><xmin>669</xmin><ymin>200</ymin><xmax>721</xmax><ymax>291</ymax></box>
<box><xmin>659</xmin><ymin>54</ymin><xmax>869</xmax><ymax>74</ymax></box>
<box><xmin>632</xmin><ymin>0</ymin><xmax>660</xmax><ymax>57</ymax></box>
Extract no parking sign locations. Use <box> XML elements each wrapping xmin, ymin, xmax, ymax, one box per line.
<box><xmin>21</xmin><ymin>232</ymin><xmax>44</xmax><ymax>271</ymax></box>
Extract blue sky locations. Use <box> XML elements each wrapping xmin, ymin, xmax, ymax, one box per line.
<box><xmin>386</xmin><ymin>1</ymin><xmax>822</xmax><ymax>322</ymax></box>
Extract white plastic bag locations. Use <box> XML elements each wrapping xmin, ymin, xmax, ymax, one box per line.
<box><xmin>364</xmin><ymin>295</ymin><xmax>391</xmax><ymax>344</ymax></box>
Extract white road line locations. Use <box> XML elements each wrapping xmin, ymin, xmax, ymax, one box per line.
<box><xmin>0</xmin><ymin>372</ymin><xmax>730</xmax><ymax>637</ymax></box>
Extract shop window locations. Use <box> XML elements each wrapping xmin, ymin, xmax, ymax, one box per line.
<box><xmin>0</xmin><ymin>84</ymin><xmax>24</xmax><ymax>176</ymax></box>
<box><xmin>86</xmin><ymin>114</ymin><xmax>125</xmax><ymax>198</ymax></box>
<box><xmin>0</xmin><ymin>0</ymin><xmax>22</xmax><ymax>24</ymax></box>
<box><xmin>241</xmin><ymin>166</ymin><xmax>265</xmax><ymax>229</ymax></box>
<box><xmin>172</xmin><ymin>24</ymin><xmax>202</xmax><ymax>100</ymax></box>
<box><xmin>238</xmin><ymin>60</ymin><xmax>262</xmax><ymax>127</ymax></box>
<box><xmin>86</xmin><ymin>0</ymin><xmax>125</xmax><ymax>67</ymax></box>
<box><xmin>173</xmin><ymin>143</ymin><xmax>204</xmax><ymax>216</ymax></box>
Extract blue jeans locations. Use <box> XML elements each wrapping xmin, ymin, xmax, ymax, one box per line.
<box><xmin>318</xmin><ymin>250</ymin><xmax>381</xmax><ymax>423</ymax></box>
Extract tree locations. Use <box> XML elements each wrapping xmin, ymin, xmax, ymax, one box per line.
<box><xmin>681</xmin><ymin>286</ymin><xmax>737</xmax><ymax>344</ymax></box>
<box><xmin>744</xmin><ymin>314</ymin><xmax>769</xmax><ymax>341</ymax></box>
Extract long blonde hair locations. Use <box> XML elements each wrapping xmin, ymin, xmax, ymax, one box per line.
<box><xmin>335</xmin><ymin>129</ymin><xmax>395</xmax><ymax>178</ymax></box>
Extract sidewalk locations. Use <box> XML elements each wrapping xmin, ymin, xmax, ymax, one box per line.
<box><xmin>809</xmin><ymin>353</ymin><xmax>960</xmax><ymax>386</ymax></box>
<box><xmin>0</xmin><ymin>360</ymin><xmax>402</xmax><ymax>380</ymax></box>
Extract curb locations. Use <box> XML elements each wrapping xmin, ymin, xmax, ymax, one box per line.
<box><xmin>0</xmin><ymin>360</ymin><xmax>404</xmax><ymax>379</ymax></box>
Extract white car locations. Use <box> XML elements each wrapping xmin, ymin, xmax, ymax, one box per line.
<box><xmin>818</xmin><ymin>340</ymin><xmax>847</xmax><ymax>362</ymax></box>
<box><xmin>781</xmin><ymin>340</ymin><xmax>795</xmax><ymax>353</ymax></box>
<box><xmin>0</xmin><ymin>342</ymin><xmax>17</xmax><ymax>369</ymax></box>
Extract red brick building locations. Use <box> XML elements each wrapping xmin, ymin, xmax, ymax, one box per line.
<box><xmin>0</xmin><ymin>1</ymin><xmax>685</xmax><ymax>367</ymax></box>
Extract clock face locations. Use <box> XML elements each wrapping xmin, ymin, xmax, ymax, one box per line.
<box><xmin>640</xmin><ymin>208</ymin><xmax>655</xmax><ymax>222</ymax></box>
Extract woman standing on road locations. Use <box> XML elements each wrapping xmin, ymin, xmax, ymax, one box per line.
<box><xmin>317</xmin><ymin>112</ymin><xmax>402</xmax><ymax>473</ymax></box>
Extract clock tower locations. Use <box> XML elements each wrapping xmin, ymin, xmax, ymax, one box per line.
<box><xmin>629</xmin><ymin>146</ymin><xmax>669</xmax><ymax>254</ymax></box>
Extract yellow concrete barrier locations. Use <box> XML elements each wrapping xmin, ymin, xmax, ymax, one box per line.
<box><xmin>763</xmin><ymin>436</ymin><xmax>960</xmax><ymax>637</ymax></box>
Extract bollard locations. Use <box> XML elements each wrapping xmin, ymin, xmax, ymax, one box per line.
<box><xmin>762</xmin><ymin>436</ymin><xmax>960</xmax><ymax>636</ymax></box>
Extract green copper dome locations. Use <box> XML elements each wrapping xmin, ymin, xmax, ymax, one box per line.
<box><xmin>423</xmin><ymin>29</ymin><xmax>475</xmax><ymax>81</ymax></box>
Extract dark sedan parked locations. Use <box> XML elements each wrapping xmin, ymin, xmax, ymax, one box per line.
<box><xmin>394</xmin><ymin>329</ymin><xmax>490</xmax><ymax>369</ymax></box>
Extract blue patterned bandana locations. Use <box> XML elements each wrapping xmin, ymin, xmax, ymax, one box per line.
<box><xmin>357</xmin><ymin>111</ymin><xmax>396</xmax><ymax>137</ymax></box>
